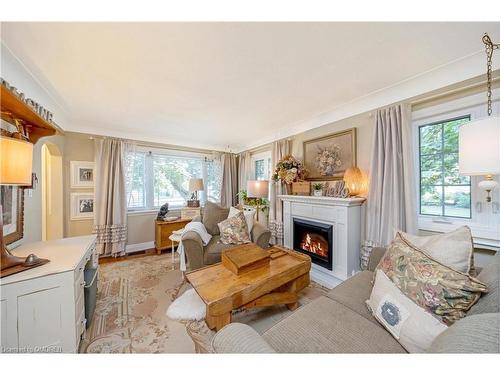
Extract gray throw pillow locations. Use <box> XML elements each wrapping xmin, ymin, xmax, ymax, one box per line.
<box><xmin>202</xmin><ymin>201</ymin><xmax>229</xmax><ymax>235</ymax></box>
<box><xmin>428</xmin><ymin>313</ymin><xmax>500</xmax><ymax>353</ymax></box>
<box><xmin>468</xmin><ymin>252</ymin><xmax>500</xmax><ymax>316</ymax></box>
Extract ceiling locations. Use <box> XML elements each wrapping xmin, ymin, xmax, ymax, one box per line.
<box><xmin>1</xmin><ymin>22</ymin><xmax>499</xmax><ymax>151</ymax></box>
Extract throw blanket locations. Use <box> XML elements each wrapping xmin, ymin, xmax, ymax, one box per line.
<box><xmin>177</xmin><ymin>222</ymin><xmax>212</xmax><ymax>271</ymax></box>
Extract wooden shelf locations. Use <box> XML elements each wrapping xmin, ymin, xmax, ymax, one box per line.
<box><xmin>1</xmin><ymin>85</ymin><xmax>62</xmax><ymax>143</ymax></box>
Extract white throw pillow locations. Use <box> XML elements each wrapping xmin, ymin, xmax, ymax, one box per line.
<box><xmin>366</xmin><ymin>270</ymin><xmax>448</xmax><ymax>353</ymax></box>
<box><xmin>228</xmin><ymin>207</ymin><xmax>254</xmax><ymax>235</ymax></box>
<box><xmin>399</xmin><ymin>226</ymin><xmax>474</xmax><ymax>275</ymax></box>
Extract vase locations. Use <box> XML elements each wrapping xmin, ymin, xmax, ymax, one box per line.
<box><xmin>313</xmin><ymin>190</ymin><xmax>322</xmax><ymax>197</ymax></box>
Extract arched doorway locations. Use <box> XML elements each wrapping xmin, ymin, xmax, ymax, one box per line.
<box><xmin>41</xmin><ymin>143</ymin><xmax>63</xmax><ymax>240</ymax></box>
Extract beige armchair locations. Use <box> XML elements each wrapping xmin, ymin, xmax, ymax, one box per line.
<box><xmin>182</xmin><ymin>202</ymin><xmax>271</xmax><ymax>271</ymax></box>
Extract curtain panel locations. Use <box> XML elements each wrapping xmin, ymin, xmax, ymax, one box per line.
<box><xmin>220</xmin><ymin>152</ymin><xmax>238</xmax><ymax>208</ymax></box>
<box><xmin>94</xmin><ymin>138</ymin><xmax>128</xmax><ymax>257</ymax></box>
<box><xmin>366</xmin><ymin>103</ymin><xmax>417</xmax><ymax>247</ymax></box>
<box><xmin>268</xmin><ymin>138</ymin><xmax>292</xmax><ymax>245</ymax></box>
<box><xmin>238</xmin><ymin>151</ymin><xmax>252</xmax><ymax>204</ymax></box>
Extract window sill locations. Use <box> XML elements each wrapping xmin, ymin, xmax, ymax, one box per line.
<box><xmin>127</xmin><ymin>206</ymin><xmax>186</xmax><ymax>217</ymax></box>
<box><xmin>418</xmin><ymin>216</ymin><xmax>500</xmax><ymax>251</ymax></box>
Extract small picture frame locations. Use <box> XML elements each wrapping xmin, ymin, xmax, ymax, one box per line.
<box><xmin>70</xmin><ymin>192</ymin><xmax>95</xmax><ymax>220</ymax></box>
<box><xmin>70</xmin><ymin>161</ymin><xmax>95</xmax><ymax>188</ymax></box>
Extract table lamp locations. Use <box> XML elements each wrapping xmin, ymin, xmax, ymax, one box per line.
<box><xmin>247</xmin><ymin>180</ymin><xmax>269</xmax><ymax>221</ymax></box>
<box><xmin>459</xmin><ymin>34</ymin><xmax>500</xmax><ymax>203</ymax></box>
<box><xmin>187</xmin><ymin>178</ymin><xmax>204</xmax><ymax>207</ymax></box>
<box><xmin>1</xmin><ymin>135</ymin><xmax>49</xmax><ymax>277</ymax></box>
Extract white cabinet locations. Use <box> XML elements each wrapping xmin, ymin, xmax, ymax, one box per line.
<box><xmin>0</xmin><ymin>235</ymin><xmax>97</xmax><ymax>353</ymax></box>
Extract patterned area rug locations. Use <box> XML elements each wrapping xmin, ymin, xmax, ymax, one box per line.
<box><xmin>79</xmin><ymin>253</ymin><xmax>328</xmax><ymax>353</ymax></box>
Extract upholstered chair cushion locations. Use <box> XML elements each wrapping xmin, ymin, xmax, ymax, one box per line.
<box><xmin>428</xmin><ymin>313</ymin><xmax>500</xmax><ymax>353</ymax></box>
<box><xmin>468</xmin><ymin>252</ymin><xmax>500</xmax><ymax>316</ymax></box>
<box><xmin>202</xmin><ymin>201</ymin><xmax>230</xmax><ymax>235</ymax></box>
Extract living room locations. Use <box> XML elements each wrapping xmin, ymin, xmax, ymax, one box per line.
<box><xmin>1</xmin><ymin>1</ymin><xmax>499</xmax><ymax>373</ymax></box>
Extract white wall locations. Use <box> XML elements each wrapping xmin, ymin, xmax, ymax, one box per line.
<box><xmin>1</xmin><ymin>43</ymin><xmax>68</xmax><ymax>246</ymax></box>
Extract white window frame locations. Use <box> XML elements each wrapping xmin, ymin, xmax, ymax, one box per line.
<box><xmin>251</xmin><ymin>150</ymin><xmax>272</xmax><ymax>181</ymax></box>
<box><xmin>127</xmin><ymin>146</ymin><xmax>216</xmax><ymax>212</ymax></box>
<box><xmin>412</xmin><ymin>88</ymin><xmax>500</xmax><ymax>248</ymax></box>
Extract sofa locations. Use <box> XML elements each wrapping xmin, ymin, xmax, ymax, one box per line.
<box><xmin>182</xmin><ymin>202</ymin><xmax>272</xmax><ymax>271</ymax></box>
<box><xmin>212</xmin><ymin>247</ymin><xmax>500</xmax><ymax>353</ymax></box>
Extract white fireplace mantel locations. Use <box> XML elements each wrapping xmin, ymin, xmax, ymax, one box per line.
<box><xmin>278</xmin><ymin>194</ymin><xmax>365</xmax><ymax>288</ymax></box>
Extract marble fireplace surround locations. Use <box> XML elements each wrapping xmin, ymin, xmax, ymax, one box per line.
<box><xmin>279</xmin><ymin>195</ymin><xmax>365</xmax><ymax>289</ymax></box>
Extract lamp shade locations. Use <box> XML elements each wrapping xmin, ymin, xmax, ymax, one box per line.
<box><xmin>343</xmin><ymin>166</ymin><xmax>364</xmax><ymax>196</ymax></box>
<box><xmin>0</xmin><ymin>136</ymin><xmax>33</xmax><ymax>185</ymax></box>
<box><xmin>188</xmin><ymin>178</ymin><xmax>204</xmax><ymax>192</ymax></box>
<box><xmin>459</xmin><ymin>117</ymin><xmax>500</xmax><ymax>176</ymax></box>
<box><xmin>247</xmin><ymin>180</ymin><xmax>269</xmax><ymax>198</ymax></box>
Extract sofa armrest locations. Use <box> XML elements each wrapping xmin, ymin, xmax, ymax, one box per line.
<box><xmin>182</xmin><ymin>231</ymin><xmax>204</xmax><ymax>271</ymax></box>
<box><xmin>252</xmin><ymin>222</ymin><xmax>271</xmax><ymax>249</ymax></box>
<box><xmin>367</xmin><ymin>247</ymin><xmax>387</xmax><ymax>272</ymax></box>
<box><xmin>212</xmin><ymin>323</ymin><xmax>276</xmax><ymax>353</ymax></box>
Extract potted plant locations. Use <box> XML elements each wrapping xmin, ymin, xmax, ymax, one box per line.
<box><xmin>311</xmin><ymin>183</ymin><xmax>323</xmax><ymax>197</ymax></box>
<box><xmin>272</xmin><ymin>155</ymin><xmax>308</xmax><ymax>194</ymax></box>
<box><xmin>237</xmin><ymin>190</ymin><xmax>269</xmax><ymax>213</ymax></box>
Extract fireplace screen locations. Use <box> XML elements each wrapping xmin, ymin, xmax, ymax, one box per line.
<box><xmin>293</xmin><ymin>218</ymin><xmax>333</xmax><ymax>270</ymax></box>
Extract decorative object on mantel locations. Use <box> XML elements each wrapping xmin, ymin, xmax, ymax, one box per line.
<box><xmin>292</xmin><ymin>181</ymin><xmax>311</xmax><ymax>196</ymax></box>
<box><xmin>343</xmin><ymin>166</ymin><xmax>364</xmax><ymax>197</ymax></box>
<box><xmin>1</xmin><ymin>79</ymin><xmax>59</xmax><ymax>277</ymax></box>
<box><xmin>311</xmin><ymin>183</ymin><xmax>323</xmax><ymax>197</ymax></box>
<box><xmin>272</xmin><ymin>154</ymin><xmax>308</xmax><ymax>194</ymax></box>
<box><xmin>459</xmin><ymin>33</ymin><xmax>500</xmax><ymax>203</ymax></box>
<box><xmin>187</xmin><ymin>178</ymin><xmax>204</xmax><ymax>207</ymax></box>
<box><xmin>156</xmin><ymin>202</ymin><xmax>170</xmax><ymax>220</ymax></box>
<box><xmin>325</xmin><ymin>180</ymin><xmax>349</xmax><ymax>198</ymax></box>
<box><xmin>303</xmin><ymin>128</ymin><xmax>357</xmax><ymax>181</ymax></box>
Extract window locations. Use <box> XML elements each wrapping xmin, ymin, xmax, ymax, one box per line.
<box><xmin>419</xmin><ymin>116</ymin><xmax>471</xmax><ymax>218</ymax></box>
<box><xmin>126</xmin><ymin>149</ymin><xmax>221</xmax><ymax>211</ymax></box>
<box><xmin>252</xmin><ymin>152</ymin><xmax>272</xmax><ymax>180</ymax></box>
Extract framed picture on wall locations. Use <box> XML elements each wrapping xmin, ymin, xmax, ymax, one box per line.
<box><xmin>70</xmin><ymin>192</ymin><xmax>95</xmax><ymax>220</ymax></box>
<box><xmin>0</xmin><ymin>186</ymin><xmax>24</xmax><ymax>245</ymax></box>
<box><xmin>303</xmin><ymin>128</ymin><xmax>357</xmax><ymax>181</ymax></box>
<box><xmin>70</xmin><ymin>161</ymin><xmax>95</xmax><ymax>188</ymax></box>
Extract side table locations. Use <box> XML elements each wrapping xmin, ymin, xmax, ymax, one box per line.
<box><xmin>154</xmin><ymin>218</ymin><xmax>191</xmax><ymax>255</ymax></box>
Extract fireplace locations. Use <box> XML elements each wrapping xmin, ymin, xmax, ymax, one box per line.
<box><xmin>293</xmin><ymin>218</ymin><xmax>333</xmax><ymax>270</ymax></box>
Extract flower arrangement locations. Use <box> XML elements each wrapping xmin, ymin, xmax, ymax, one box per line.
<box><xmin>272</xmin><ymin>155</ymin><xmax>308</xmax><ymax>184</ymax></box>
<box><xmin>315</xmin><ymin>145</ymin><xmax>342</xmax><ymax>176</ymax></box>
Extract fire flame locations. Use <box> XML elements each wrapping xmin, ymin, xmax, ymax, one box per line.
<box><xmin>300</xmin><ymin>233</ymin><xmax>328</xmax><ymax>258</ymax></box>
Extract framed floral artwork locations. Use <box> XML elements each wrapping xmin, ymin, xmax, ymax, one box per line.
<box><xmin>303</xmin><ymin>128</ymin><xmax>357</xmax><ymax>181</ymax></box>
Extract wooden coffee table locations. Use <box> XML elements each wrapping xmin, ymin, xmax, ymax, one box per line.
<box><xmin>186</xmin><ymin>245</ymin><xmax>311</xmax><ymax>331</ymax></box>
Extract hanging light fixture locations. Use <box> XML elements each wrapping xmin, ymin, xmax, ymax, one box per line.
<box><xmin>459</xmin><ymin>33</ymin><xmax>500</xmax><ymax>203</ymax></box>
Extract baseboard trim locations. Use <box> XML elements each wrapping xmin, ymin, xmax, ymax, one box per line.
<box><xmin>126</xmin><ymin>241</ymin><xmax>155</xmax><ymax>254</ymax></box>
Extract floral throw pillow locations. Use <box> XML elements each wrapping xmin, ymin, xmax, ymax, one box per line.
<box><xmin>217</xmin><ymin>211</ymin><xmax>251</xmax><ymax>245</ymax></box>
<box><xmin>375</xmin><ymin>233</ymin><xmax>487</xmax><ymax>326</ymax></box>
